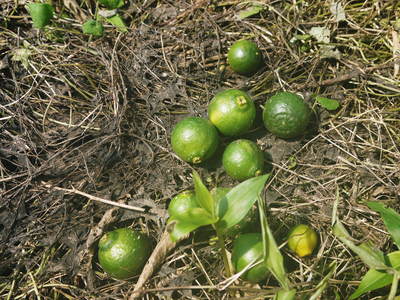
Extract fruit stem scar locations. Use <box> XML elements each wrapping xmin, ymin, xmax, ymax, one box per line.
<box><xmin>192</xmin><ymin>157</ymin><xmax>202</xmax><ymax>164</ymax></box>
<box><xmin>236</xmin><ymin>96</ymin><xmax>247</xmax><ymax>107</ymax></box>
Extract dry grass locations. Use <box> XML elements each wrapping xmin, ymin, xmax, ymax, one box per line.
<box><xmin>1</xmin><ymin>0</ymin><xmax>399</xmax><ymax>299</ymax></box>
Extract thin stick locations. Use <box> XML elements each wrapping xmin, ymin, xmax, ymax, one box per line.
<box><xmin>43</xmin><ymin>183</ymin><xmax>146</xmax><ymax>212</ymax></box>
<box><xmin>129</xmin><ymin>229</ymin><xmax>186</xmax><ymax>300</ymax></box>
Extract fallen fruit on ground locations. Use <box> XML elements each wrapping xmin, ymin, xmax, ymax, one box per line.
<box><xmin>171</xmin><ymin>116</ymin><xmax>219</xmax><ymax>164</ymax></box>
<box><xmin>222</xmin><ymin>139</ymin><xmax>264</xmax><ymax>181</ymax></box>
<box><xmin>263</xmin><ymin>92</ymin><xmax>311</xmax><ymax>139</ymax></box>
<box><xmin>208</xmin><ymin>89</ymin><xmax>256</xmax><ymax>136</ymax></box>
<box><xmin>227</xmin><ymin>40</ymin><xmax>263</xmax><ymax>75</ymax></box>
<box><xmin>231</xmin><ymin>233</ymin><xmax>269</xmax><ymax>283</ymax></box>
<box><xmin>98</xmin><ymin>228</ymin><xmax>152</xmax><ymax>279</ymax></box>
<box><xmin>168</xmin><ymin>191</ymin><xmax>198</xmax><ymax>218</ymax></box>
<box><xmin>287</xmin><ymin>224</ymin><xmax>318</xmax><ymax>257</ymax></box>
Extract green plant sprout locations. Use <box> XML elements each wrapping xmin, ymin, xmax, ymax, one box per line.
<box><xmin>26</xmin><ymin>2</ymin><xmax>54</xmax><ymax>29</ymax></box>
<box><xmin>82</xmin><ymin>0</ymin><xmax>127</xmax><ymax>36</ymax></box>
<box><xmin>82</xmin><ymin>19</ymin><xmax>104</xmax><ymax>37</ymax></box>
<box><xmin>332</xmin><ymin>189</ymin><xmax>400</xmax><ymax>300</ymax></box>
<box><xmin>168</xmin><ymin>171</ymin><xmax>269</xmax><ymax>276</ymax></box>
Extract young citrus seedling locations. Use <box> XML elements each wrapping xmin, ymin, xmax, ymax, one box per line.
<box><xmin>171</xmin><ymin>117</ymin><xmax>219</xmax><ymax>164</ymax></box>
<box><xmin>287</xmin><ymin>224</ymin><xmax>318</xmax><ymax>257</ymax></box>
<box><xmin>227</xmin><ymin>40</ymin><xmax>263</xmax><ymax>75</ymax></box>
<box><xmin>263</xmin><ymin>92</ymin><xmax>311</xmax><ymax>139</ymax></box>
<box><xmin>231</xmin><ymin>233</ymin><xmax>269</xmax><ymax>283</ymax></box>
<box><xmin>222</xmin><ymin>139</ymin><xmax>264</xmax><ymax>181</ymax></box>
<box><xmin>98</xmin><ymin>228</ymin><xmax>152</xmax><ymax>279</ymax></box>
<box><xmin>208</xmin><ymin>89</ymin><xmax>256</xmax><ymax>137</ymax></box>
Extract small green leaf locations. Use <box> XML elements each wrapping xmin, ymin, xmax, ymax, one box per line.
<box><xmin>106</xmin><ymin>14</ymin><xmax>128</xmax><ymax>32</ymax></box>
<box><xmin>168</xmin><ymin>207</ymin><xmax>217</xmax><ymax>242</ymax></box>
<box><xmin>26</xmin><ymin>3</ymin><xmax>54</xmax><ymax>29</ymax></box>
<box><xmin>309</xmin><ymin>262</ymin><xmax>337</xmax><ymax>300</ymax></box>
<box><xmin>258</xmin><ymin>194</ymin><xmax>290</xmax><ymax>289</ymax></box>
<box><xmin>367</xmin><ymin>202</ymin><xmax>400</xmax><ymax>249</ymax></box>
<box><xmin>332</xmin><ymin>221</ymin><xmax>387</xmax><ymax>270</ymax></box>
<box><xmin>82</xmin><ymin>19</ymin><xmax>104</xmax><ymax>36</ymax></box>
<box><xmin>237</xmin><ymin>5</ymin><xmax>264</xmax><ymax>20</ymax></box>
<box><xmin>193</xmin><ymin>171</ymin><xmax>215</xmax><ymax>218</ymax></box>
<box><xmin>97</xmin><ymin>0</ymin><xmax>124</xmax><ymax>9</ymax></box>
<box><xmin>315</xmin><ymin>96</ymin><xmax>340</xmax><ymax>110</ymax></box>
<box><xmin>216</xmin><ymin>174</ymin><xmax>269</xmax><ymax>231</ymax></box>
<box><xmin>349</xmin><ymin>251</ymin><xmax>400</xmax><ymax>299</ymax></box>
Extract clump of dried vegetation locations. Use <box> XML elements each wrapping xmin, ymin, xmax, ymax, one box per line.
<box><xmin>1</xmin><ymin>0</ymin><xmax>399</xmax><ymax>299</ymax></box>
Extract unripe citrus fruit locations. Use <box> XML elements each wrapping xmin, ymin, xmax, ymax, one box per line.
<box><xmin>171</xmin><ymin>117</ymin><xmax>219</xmax><ymax>164</ymax></box>
<box><xmin>208</xmin><ymin>89</ymin><xmax>256</xmax><ymax>136</ymax></box>
<box><xmin>263</xmin><ymin>92</ymin><xmax>311</xmax><ymax>139</ymax></box>
<box><xmin>287</xmin><ymin>224</ymin><xmax>318</xmax><ymax>257</ymax></box>
<box><xmin>231</xmin><ymin>233</ymin><xmax>269</xmax><ymax>283</ymax></box>
<box><xmin>227</xmin><ymin>40</ymin><xmax>263</xmax><ymax>75</ymax></box>
<box><xmin>168</xmin><ymin>191</ymin><xmax>198</xmax><ymax>218</ymax></box>
<box><xmin>98</xmin><ymin>228</ymin><xmax>152</xmax><ymax>279</ymax></box>
<box><xmin>222</xmin><ymin>139</ymin><xmax>264</xmax><ymax>181</ymax></box>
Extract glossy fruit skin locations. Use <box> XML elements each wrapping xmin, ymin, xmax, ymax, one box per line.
<box><xmin>227</xmin><ymin>40</ymin><xmax>263</xmax><ymax>75</ymax></box>
<box><xmin>208</xmin><ymin>89</ymin><xmax>256</xmax><ymax>137</ymax></box>
<box><xmin>171</xmin><ymin>117</ymin><xmax>219</xmax><ymax>164</ymax></box>
<box><xmin>231</xmin><ymin>233</ymin><xmax>269</xmax><ymax>283</ymax></box>
<box><xmin>222</xmin><ymin>139</ymin><xmax>264</xmax><ymax>181</ymax></box>
<box><xmin>98</xmin><ymin>228</ymin><xmax>152</xmax><ymax>279</ymax></box>
<box><xmin>168</xmin><ymin>191</ymin><xmax>198</xmax><ymax>218</ymax></box>
<box><xmin>287</xmin><ymin>224</ymin><xmax>318</xmax><ymax>257</ymax></box>
<box><xmin>263</xmin><ymin>92</ymin><xmax>311</xmax><ymax>139</ymax></box>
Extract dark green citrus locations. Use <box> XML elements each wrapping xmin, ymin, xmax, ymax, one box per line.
<box><xmin>227</xmin><ymin>40</ymin><xmax>263</xmax><ymax>75</ymax></box>
<box><xmin>263</xmin><ymin>92</ymin><xmax>311</xmax><ymax>139</ymax></box>
<box><xmin>208</xmin><ymin>89</ymin><xmax>256</xmax><ymax>136</ymax></box>
<box><xmin>287</xmin><ymin>224</ymin><xmax>318</xmax><ymax>257</ymax></box>
<box><xmin>171</xmin><ymin>117</ymin><xmax>219</xmax><ymax>164</ymax></box>
<box><xmin>168</xmin><ymin>191</ymin><xmax>198</xmax><ymax>218</ymax></box>
<box><xmin>231</xmin><ymin>233</ymin><xmax>269</xmax><ymax>283</ymax></box>
<box><xmin>98</xmin><ymin>228</ymin><xmax>152</xmax><ymax>279</ymax></box>
<box><xmin>222</xmin><ymin>139</ymin><xmax>264</xmax><ymax>181</ymax></box>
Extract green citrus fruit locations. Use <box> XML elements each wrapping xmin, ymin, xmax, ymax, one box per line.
<box><xmin>262</xmin><ymin>92</ymin><xmax>311</xmax><ymax>139</ymax></box>
<box><xmin>168</xmin><ymin>191</ymin><xmax>198</xmax><ymax>218</ymax></box>
<box><xmin>98</xmin><ymin>228</ymin><xmax>152</xmax><ymax>279</ymax></box>
<box><xmin>222</xmin><ymin>139</ymin><xmax>264</xmax><ymax>181</ymax></box>
<box><xmin>227</xmin><ymin>40</ymin><xmax>263</xmax><ymax>75</ymax></box>
<box><xmin>171</xmin><ymin>117</ymin><xmax>219</xmax><ymax>164</ymax></box>
<box><xmin>231</xmin><ymin>233</ymin><xmax>269</xmax><ymax>283</ymax></box>
<box><xmin>287</xmin><ymin>224</ymin><xmax>318</xmax><ymax>257</ymax></box>
<box><xmin>208</xmin><ymin>89</ymin><xmax>256</xmax><ymax>136</ymax></box>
